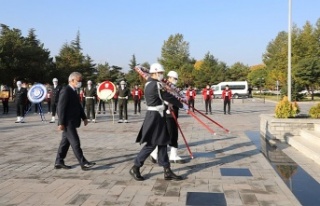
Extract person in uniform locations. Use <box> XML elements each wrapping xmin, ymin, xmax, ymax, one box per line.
<box><xmin>50</xmin><ymin>78</ymin><xmax>62</xmax><ymax>123</ymax></box>
<box><xmin>84</xmin><ymin>80</ymin><xmax>97</xmax><ymax>122</ymax></box>
<box><xmin>13</xmin><ymin>81</ymin><xmax>28</xmax><ymax>123</ymax></box>
<box><xmin>186</xmin><ymin>85</ymin><xmax>196</xmax><ymax>112</ymax></box>
<box><xmin>222</xmin><ymin>85</ymin><xmax>232</xmax><ymax>115</ymax></box>
<box><xmin>202</xmin><ymin>83</ymin><xmax>214</xmax><ymax>114</ymax></box>
<box><xmin>118</xmin><ymin>80</ymin><xmax>130</xmax><ymax>123</ymax></box>
<box><xmin>129</xmin><ymin>63</ymin><xmax>188</xmax><ymax>181</ymax></box>
<box><xmin>150</xmin><ymin>70</ymin><xmax>186</xmax><ymax>164</ymax></box>
<box><xmin>131</xmin><ymin>84</ymin><xmax>143</xmax><ymax>115</ymax></box>
<box><xmin>55</xmin><ymin>72</ymin><xmax>96</xmax><ymax>170</ymax></box>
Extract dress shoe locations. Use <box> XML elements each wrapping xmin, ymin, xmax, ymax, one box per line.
<box><xmin>129</xmin><ymin>166</ymin><xmax>144</xmax><ymax>181</ymax></box>
<box><xmin>81</xmin><ymin>162</ymin><xmax>96</xmax><ymax>170</ymax></box>
<box><xmin>164</xmin><ymin>167</ymin><xmax>183</xmax><ymax>181</ymax></box>
<box><xmin>54</xmin><ymin>164</ymin><xmax>72</xmax><ymax>169</ymax></box>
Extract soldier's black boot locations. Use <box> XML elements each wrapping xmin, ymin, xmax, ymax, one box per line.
<box><xmin>164</xmin><ymin>167</ymin><xmax>183</xmax><ymax>181</ymax></box>
<box><xmin>129</xmin><ymin>166</ymin><xmax>144</xmax><ymax>181</ymax></box>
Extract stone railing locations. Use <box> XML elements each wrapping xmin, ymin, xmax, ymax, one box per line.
<box><xmin>260</xmin><ymin>114</ymin><xmax>320</xmax><ymax>142</ymax></box>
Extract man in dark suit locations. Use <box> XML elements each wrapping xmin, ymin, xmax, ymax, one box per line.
<box><xmin>55</xmin><ymin>72</ymin><xmax>95</xmax><ymax>170</ymax></box>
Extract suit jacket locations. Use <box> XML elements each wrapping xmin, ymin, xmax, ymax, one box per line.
<box><xmin>57</xmin><ymin>85</ymin><xmax>87</xmax><ymax>128</ymax></box>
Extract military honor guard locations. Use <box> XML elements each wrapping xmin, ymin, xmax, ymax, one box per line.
<box><xmin>84</xmin><ymin>80</ymin><xmax>97</xmax><ymax>122</ymax></box>
<box><xmin>13</xmin><ymin>81</ymin><xmax>28</xmax><ymax>123</ymax></box>
<box><xmin>130</xmin><ymin>63</ymin><xmax>188</xmax><ymax>181</ymax></box>
<box><xmin>50</xmin><ymin>78</ymin><xmax>62</xmax><ymax>123</ymax></box>
<box><xmin>118</xmin><ymin>80</ymin><xmax>130</xmax><ymax>123</ymax></box>
<box><xmin>150</xmin><ymin>70</ymin><xmax>186</xmax><ymax>163</ymax></box>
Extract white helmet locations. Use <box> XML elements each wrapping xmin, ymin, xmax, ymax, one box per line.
<box><xmin>150</xmin><ymin>63</ymin><xmax>164</xmax><ymax>73</ymax></box>
<box><xmin>16</xmin><ymin>81</ymin><xmax>22</xmax><ymax>86</ymax></box>
<box><xmin>87</xmin><ymin>80</ymin><xmax>92</xmax><ymax>85</ymax></box>
<box><xmin>167</xmin><ymin>71</ymin><xmax>178</xmax><ymax>79</ymax></box>
<box><xmin>120</xmin><ymin>80</ymin><xmax>126</xmax><ymax>85</ymax></box>
<box><xmin>52</xmin><ymin>78</ymin><xmax>58</xmax><ymax>82</ymax></box>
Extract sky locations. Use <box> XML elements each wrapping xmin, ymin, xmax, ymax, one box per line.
<box><xmin>1</xmin><ymin>0</ymin><xmax>320</xmax><ymax>72</ymax></box>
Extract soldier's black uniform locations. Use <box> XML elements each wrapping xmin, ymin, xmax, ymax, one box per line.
<box><xmin>51</xmin><ymin>85</ymin><xmax>62</xmax><ymax>117</ymax></box>
<box><xmin>14</xmin><ymin>87</ymin><xmax>27</xmax><ymax>118</ymax></box>
<box><xmin>134</xmin><ymin>77</ymin><xmax>183</xmax><ymax>169</ymax></box>
<box><xmin>118</xmin><ymin>86</ymin><xmax>130</xmax><ymax>121</ymax></box>
<box><xmin>84</xmin><ymin>87</ymin><xmax>96</xmax><ymax>120</ymax></box>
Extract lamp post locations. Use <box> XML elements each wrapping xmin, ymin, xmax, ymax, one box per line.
<box><xmin>288</xmin><ymin>0</ymin><xmax>292</xmax><ymax>101</ymax></box>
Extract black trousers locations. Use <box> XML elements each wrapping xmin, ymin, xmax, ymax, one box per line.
<box><xmin>133</xmin><ymin>97</ymin><xmax>141</xmax><ymax>114</ymax></box>
<box><xmin>119</xmin><ymin>99</ymin><xmax>128</xmax><ymax>120</ymax></box>
<box><xmin>86</xmin><ymin>99</ymin><xmax>95</xmax><ymax>119</ymax></box>
<box><xmin>98</xmin><ymin>101</ymin><xmax>105</xmax><ymax>111</ymax></box>
<box><xmin>134</xmin><ymin>144</ymin><xmax>170</xmax><ymax>168</ymax></box>
<box><xmin>16</xmin><ymin>103</ymin><xmax>25</xmax><ymax>117</ymax></box>
<box><xmin>167</xmin><ymin>118</ymin><xmax>179</xmax><ymax>148</ymax></box>
<box><xmin>2</xmin><ymin>101</ymin><xmax>8</xmax><ymax>113</ymax></box>
<box><xmin>223</xmin><ymin>99</ymin><xmax>231</xmax><ymax>114</ymax></box>
<box><xmin>188</xmin><ymin>98</ymin><xmax>194</xmax><ymax>112</ymax></box>
<box><xmin>51</xmin><ymin>102</ymin><xmax>58</xmax><ymax>116</ymax></box>
<box><xmin>55</xmin><ymin>124</ymin><xmax>88</xmax><ymax>165</ymax></box>
<box><xmin>205</xmin><ymin>98</ymin><xmax>212</xmax><ymax>113</ymax></box>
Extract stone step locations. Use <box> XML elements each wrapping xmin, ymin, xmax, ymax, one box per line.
<box><xmin>287</xmin><ymin>136</ymin><xmax>320</xmax><ymax>166</ymax></box>
<box><xmin>314</xmin><ymin>124</ymin><xmax>320</xmax><ymax>133</ymax></box>
<box><xmin>300</xmin><ymin>129</ymin><xmax>320</xmax><ymax>147</ymax></box>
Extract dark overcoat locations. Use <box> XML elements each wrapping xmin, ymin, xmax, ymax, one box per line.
<box><xmin>136</xmin><ymin>77</ymin><xmax>182</xmax><ymax>145</ymax></box>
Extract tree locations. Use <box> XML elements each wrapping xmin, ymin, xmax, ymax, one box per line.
<box><xmin>158</xmin><ymin>33</ymin><xmax>190</xmax><ymax>72</ymax></box>
<box><xmin>225</xmin><ymin>62</ymin><xmax>250</xmax><ymax>81</ymax></box>
<box><xmin>55</xmin><ymin>32</ymin><xmax>95</xmax><ymax>85</ymax></box>
<box><xmin>294</xmin><ymin>57</ymin><xmax>320</xmax><ymax>100</ymax></box>
<box><xmin>125</xmin><ymin>54</ymin><xmax>141</xmax><ymax>87</ymax></box>
<box><xmin>0</xmin><ymin>25</ymin><xmax>53</xmax><ymax>87</ymax></box>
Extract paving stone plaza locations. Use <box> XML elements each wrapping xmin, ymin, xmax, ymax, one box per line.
<box><xmin>1</xmin><ymin>98</ymin><xmax>320</xmax><ymax>205</ymax></box>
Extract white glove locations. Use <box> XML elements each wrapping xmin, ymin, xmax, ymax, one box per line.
<box><xmin>125</xmin><ymin>96</ymin><xmax>128</xmax><ymax>99</ymax></box>
<box><xmin>182</xmin><ymin>103</ymin><xmax>189</xmax><ymax>111</ymax></box>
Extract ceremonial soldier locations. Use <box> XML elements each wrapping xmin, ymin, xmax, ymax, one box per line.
<box><xmin>202</xmin><ymin>84</ymin><xmax>214</xmax><ymax>114</ymax></box>
<box><xmin>50</xmin><ymin>78</ymin><xmax>62</xmax><ymax>123</ymax></box>
<box><xmin>13</xmin><ymin>81</ymin><xmax>28</xmax><ymax>123</ymax></box>
<box><xmin>222</xmin><ymin>85</ymin><xmax>232</xmax><ymax>115</ymax></box>
<box><xmin>130</xmin><ymin>63</ymin><xmax>188</xmax><ymax>181</ymax></box>
<box><xmin>118</xmin><ymin>80</ymin><xmax>130</xmax><ymax>123</ymax></box>
<box><xmin>84</xmin><ymin>80</ymin><xmax>97</xmax><ymax>122</ymax></box>
<box><xmin>186</xmin><ymin>85</ymin><xmax>196</xmax><ymax>112</ymax></box>
<box><xmin>131</xmin><ymin>84</ymin><xmax>143</xmax><ymax>115</ymax></box>
<box><xmin>150</xmin><ymin>70</ymin><xmax>185</xmax><ymax>164</ymax></box>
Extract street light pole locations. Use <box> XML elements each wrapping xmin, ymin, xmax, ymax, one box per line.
<box><xmin>288</xmin><ymin>0</ymin><xmax>292</xmax><ymax>101</ymax></box>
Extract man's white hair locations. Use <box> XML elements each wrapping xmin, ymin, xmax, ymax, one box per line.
<box><xmin>68</xmin><ymin>72</ymin><xmax>82</xmax><ymax>82</ymax></box>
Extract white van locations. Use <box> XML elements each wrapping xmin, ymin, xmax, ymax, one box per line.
<box><xmin>211</xmin><ymin>81</ymin><xmax>248</xmax><ymax>99</ymax></box>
